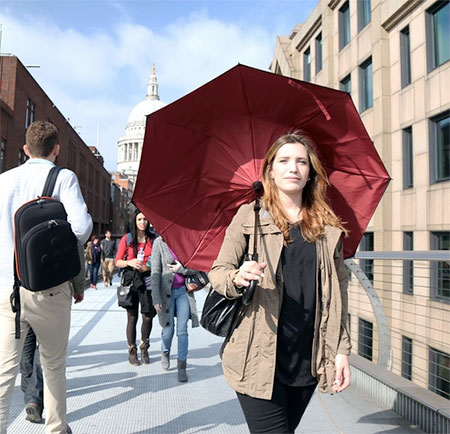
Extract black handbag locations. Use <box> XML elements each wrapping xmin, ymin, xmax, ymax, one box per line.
<box><xmin>201</xmin><ymin>199</ymin><xmax>262</xmax><ymax>340</ymax></box>
<box><xmin>200</xmin><ymin>288</ymin><xmax>244</xmax><ymax>337</ymax></box>
<box><xmin>117</xmin><ymin>273</ymin><xmax>133</xmax><ymax>308</ymax></box>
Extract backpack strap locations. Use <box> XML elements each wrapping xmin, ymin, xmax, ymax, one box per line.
<box><xmin>42</xmin><ymin>166</ymin><xmax>63</xmax><ymax>197</ymax></box>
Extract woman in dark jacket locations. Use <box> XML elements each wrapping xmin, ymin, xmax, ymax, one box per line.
<box><xmin>85</xmin><ymin>234</ymin><xmax>102</xmax><ymax>289</ymax></box>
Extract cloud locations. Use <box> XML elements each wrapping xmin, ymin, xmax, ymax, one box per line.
<box><xmin>0</xmin><ymin>6</ymin><xmax>276</xmax><ymax>170</ymax></box>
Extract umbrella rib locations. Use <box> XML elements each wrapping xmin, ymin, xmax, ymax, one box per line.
<box><xmin>152</xmin><ymin>118</ymin><xmax>256</xmax><ymax>185</ymax></box>
<box><xmin>237</xmin><ymin>67</ymin><xmax>257</xmax><ymax>178</ymax></box>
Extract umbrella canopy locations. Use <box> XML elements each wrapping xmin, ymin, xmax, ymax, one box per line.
<box><xmin>133</xmin><ymin>64</ymin><xmax>390</xmax><ymax>271</ymax></box>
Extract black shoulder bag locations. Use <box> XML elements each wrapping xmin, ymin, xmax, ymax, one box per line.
<box><xmin>200</xmin><ymin>197</ymin><xmax>261</xmax><ymax>352</ymax></box>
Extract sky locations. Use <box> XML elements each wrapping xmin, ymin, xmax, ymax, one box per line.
<box><xmin>0</xmin><ymin>0</ymin><xmax>316</xmax><ymax>171</ymax></box>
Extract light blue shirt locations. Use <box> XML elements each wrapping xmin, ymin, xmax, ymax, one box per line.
<box><xmin>0</xmin><ymin>158</ymin><xmax>93</xmax><ymax>289</ymax></box>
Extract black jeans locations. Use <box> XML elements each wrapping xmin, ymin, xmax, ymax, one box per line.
<box><xmin>237</xmin><ymin>380</ymin><xmax>316</xmax><ymax>433</ymax></box>
<box><xmin>20</xmin><ymin>328</ymin><xmax>44</xmax><ymax>407</ymax></box>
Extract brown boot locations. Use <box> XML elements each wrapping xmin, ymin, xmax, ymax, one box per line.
<box><xmin>140</xmin><ymin>340</ymin><xmax>150</xmax><ymax>364</ymax></box>
<box><xmin>128</xmin><ymin>344</ymin><xmax>140</xmax><ymax>366</ymax></box>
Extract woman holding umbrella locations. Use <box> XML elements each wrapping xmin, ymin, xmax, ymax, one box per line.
<box><xmin>209</xmin><ymin>132</ymin><xmax>351</xmax><ymax>433</ymax></box>
<box><xmin>115</xmin><ymin>209</ymin><xmax>156</xmax><ymax>366</ymax></box>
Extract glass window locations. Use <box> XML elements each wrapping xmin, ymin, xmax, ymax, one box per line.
<box><xmin>359</xmin><ymin>58</ymin><xmax>373</xmax><ymax>112</ymax></box>
<box><xmin>315</xmin><ymin>33</ymin><xmax>323</xmax><ymax>74</ymax></box>
<box><xmin>403</xmin><ymin>232</ymin><xmax>414</xmax><ymax>294</ymax></box>
<box><xmin>429</xmin><ymin>347</ymin><xmax>450</xmax><ymax>400</ymax></box>
<box><xmin>358</xmin><ymin>0</ymin><xmax>372</xmax><ymax>31</ymax></box>
<box><xmin>340</xmin><ymin>74</ymin><xmax>351</xmax><ymax>94</ymax></box>
<box><xmin>402</xmin><ymin>336</ymin><xmax>413</xmax><ymax>380</ymax></box>
<box><xmin>360</xmin><ymin>232</ymin><xmax>374</xmax><ymax>284</ymax></box>
<box><xmin>430</xmin><ymin>231</ymin><xmax>450</xmax><ymax>300</ymax></box>
<box><xmin>0</xmin><ymin>139</ymin><xmax>5</xmax><ymax>174</ymax></box>
<box><xmin>25</xmin><ymin>98</ymin><xmax>35</xmax><ymax>130</ymax></box>
<box><xmin>403</xmin><ymin>126</ymin><xmax>413</xmax><ymax>189</ymax></box>
<box><xmin>358</xmin><ymin>318</ymin><xmax>373</xmax><ymax>361</ymax></box>
<box><xmin>304</xmin><ymin>47</ymin><xmax>311</xmax><ymax>82</ymax></box>
<box><xmin>18</xmin><ymin>150</ymin><xmax>27</xmax><ymax>166</ymax></box>
<box><xmin>339</xmin><ymin>1</ymin><xmax>350</xmax><ymax>50</ymax></box>
<box><xmin>427</xmin><ymin>2</ymin><xmax>450</xmax><ymax>71</ymax></box>
<box><xmin>430</xmin><ymin>112</ymin><xmax>450</xmax><ymax>183</ymax></box>
<box><xmin>400</xmin><ymin>26</ymin><xmax>412</xmax><ymax>87</ymax></box>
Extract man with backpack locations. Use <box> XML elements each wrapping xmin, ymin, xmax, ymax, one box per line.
<box><xmin>0</xmin><ymin>121</ymin><xmax>92</xmax><ymax>434</ymax></box>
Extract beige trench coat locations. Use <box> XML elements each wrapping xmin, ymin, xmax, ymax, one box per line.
<box><xmin>209</xmin><ymin>202</ymin><xmax>351</xmax><ymax>400</ymax></box>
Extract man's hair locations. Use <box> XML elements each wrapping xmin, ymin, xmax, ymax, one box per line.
<box><xmin>25</xmin><ymin>121</ymin><xmax>58</xmax><ymax>157</ymax></box>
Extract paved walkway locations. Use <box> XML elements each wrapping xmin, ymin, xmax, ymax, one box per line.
<box><xmin>7</xmin><ymin>277</ymin><xmax>424</xmax><ymax>434</ymax></box>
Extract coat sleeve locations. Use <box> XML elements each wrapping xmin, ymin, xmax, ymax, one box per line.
<box><xmin>150</xmin><ymin>238</ymin><xmax>163</xmax><ymax>305</ymax></box>
<box><xmin>334</xmin><ymin>237</ymin><xmax>352</xmax><ymax>355</ymax></box>
<box><xmin>209</xmin><ymin>204</ymin><xmax>250</xmax><ymax>299</ymax></box>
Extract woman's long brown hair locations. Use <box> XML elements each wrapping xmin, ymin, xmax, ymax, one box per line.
<box><xmin>261</xmin><ymin>131</ymin><xmax>347</xmax><ymax>243</ymax></box>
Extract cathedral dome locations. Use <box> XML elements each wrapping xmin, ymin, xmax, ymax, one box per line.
<box><xmin>127</xmin><ymin>98</ymin><xmax>165</xmax><ymax>124</ymax></box>
<box><xmin>127</xmin><ymin>65</ymin><xmax>165</xmax><ymax>124</ymax></box>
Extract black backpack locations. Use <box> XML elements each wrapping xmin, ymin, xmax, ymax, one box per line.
<box><xmin>11</xmin><ymin>166</ymin><xmax>81</xmax><ymax>337</ymax></box>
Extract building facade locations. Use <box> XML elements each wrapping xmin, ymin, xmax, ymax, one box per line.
<box><xmin>0</xmin><ymin>55</ymin><xmax>117</xmax><ymax>237</ymax></box>
<box><xmin>116</xmin><ymin>65</ymin><xmax>165</xmax><ymax>185</ymax></box>
<box><xmin>271</xmin><ymin>0</ymin><xmax>449</xmax><ymax>399</ymax></box>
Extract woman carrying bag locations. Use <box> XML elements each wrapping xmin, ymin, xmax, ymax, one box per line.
<box><xmin>115</xmin><ymin>209</ymin><xmax>156</xmax><ymax>366</ymax></box>
<box><xmin>151</xmin><ymin>237</ymin><xmax>199</xmax><ymax>382</ymax></box>
<box><xmin>209</xmin><ymin>132</ymin><xmax>351</xmax><ymax>434</ymax></box>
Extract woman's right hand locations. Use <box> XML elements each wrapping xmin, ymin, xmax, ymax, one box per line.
<box><xmin>154</xmin><ymin>304</ymin><xmax>162</xmax><ymax>312</ymax></box>
<box><xmin>127</xmin><ymin>258</ymin><xmax>144</xmax><ymax>271</ymax></box>
<box><xmin>233</xmin><ymin>260</ymin><xmax>266</xmax><ymax>288</ymax></box>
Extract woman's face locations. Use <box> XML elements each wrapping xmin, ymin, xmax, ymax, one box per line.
<box><xmin>269</xmin><ymin>143</ymin><xmax>310</xmax><ymax>196</ymax></box>
<box><xmin>93</xmin><ymin>238</ymin><xmax>99</xmax><ymax>244</ymax></box>
<box><xmin>135</xmin><ymin>213</ymin><xmax>148</xmax><ymax>232</ymax></box>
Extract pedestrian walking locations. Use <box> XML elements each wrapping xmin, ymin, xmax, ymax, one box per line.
<box><xmin>0</xmin><ymin>120</ymin><xmax>92</xmax><ymax>434</ymax></box>
<box><xmin>209</xmin><ymin>132</ymin><xmax>351</xmax><ymax>433</ymax></box>
<box><xmin>151</xmin><ymin>237</ymin><xmax>199</xmax><ymax>382</ymax></box>
<box><xmin>85</xmin><ymin>235</ymin><xmax>102</xmax><ymax>289</ymax></box>
<box><xmin>20</xmin><ymin>328</ymin><xmax>43</xmax><ymax>424</ymax></box>
<box><xmin>115</xmin><ymin>210</ymin><xmax>156</xmax><ymax>365</ymax></box>
<box><xmin>101</xmin><ymin>229</ymin><xmax>116</xmax><ymax>287</ymax></box>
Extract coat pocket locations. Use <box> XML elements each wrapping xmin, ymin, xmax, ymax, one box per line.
<box><xmin>222</xmin><ymin>320</ymin><xmax>251</xmax><ymax>381</ymax></box>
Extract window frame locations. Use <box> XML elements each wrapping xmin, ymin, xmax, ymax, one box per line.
<box><xmin>402</xmin><ymin>336</ymin><xmax>413</xmax><ymax>380</ymax></box>
<box><xmin>303</xmin><ymin>47</ymin><xmax>311</xmax><ymax>82</ymax></box>
<box><xmin>403</xmin><ymin>232</ymin><xmax>414</xmax><ymax>295</ymax></box>
<box><xmin>426</xmin><ymin>1</ymin><xmax>450</xmax><ymax>72</ymax></box>
<box><xmin>429</xmin><ymin>111</ymin><xmax>450</xmax><ymax>184</ymax></box>
<box><xmin>358</xmin><ymin>318</ymin><xmax>373</xmax><ymax>361</ymax></box>
<box><xmin>315</xmin><ymin>33</ymin><xmax>323</xmax><ymax>74</ymax></box>
<box><xmin>340</xmin><ymin>74</ymin><xmax>352</xmax><ymax>94</ymax></box>
<box><xmin>400</xmin><ymin>26</ymin><xmax>412</xmax><ymax>88</ymax></box>
<box><xmin>402</xmin><ymin>126</ymin><xmax>414</xmax><ymax>189</ymax></box>
<box><xmin>0</xmin><ymin>139</ymin><xmax>6</xmax><ymax>174</ymax></box>
<box><xmin>430</xmin><ymin>231</ymin><xmax>450</xmax><ymax>301</ymax></box>
<box><xmin>359</xmin><ymin>57</ymin><xmax>373</xmax><ymax>112</ymax></box>
<box><xmin>358</xmin><ymin>0</ymin><xmax>372</xmax><ymax>31</ymax></box>
<box><xmin>429</xmin><ymin>347</ymin><xmax>450</xmax><ymax>400</ymax></box>
<box><xmin>339</xmin><ymin>1</ymin><xmax>351</xmax><ymax>51</ymax></box>
<box><xmin>360</xmin><ymin>232</ymin><xmax>374</xmax><ymax>284</ymax></box>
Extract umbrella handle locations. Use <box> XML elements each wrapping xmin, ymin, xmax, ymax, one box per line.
<box><xmin>241</xmin><ymin>279</ymin><xmax>257</xmax><ymax>306</ymax></box>
<box><xmin>241</xmin><ymin>187</ymin><xmax>262</xmax><ymax>307</ymax></box>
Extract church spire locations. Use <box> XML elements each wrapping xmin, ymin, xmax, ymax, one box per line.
<box><xmin>146</xmin><ymin>63</ymin><xmax>160</xmax><ymax>101</ymax></box>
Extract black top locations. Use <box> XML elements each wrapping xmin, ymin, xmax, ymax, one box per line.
<box><xmin>275</xmin><ymin>225</ymin><xmax>317</xmax><ymax>387</ymax></box>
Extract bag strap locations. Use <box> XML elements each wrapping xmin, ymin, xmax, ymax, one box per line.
<box><xmin>42</xmin><ymin>166</ymin><xmax>63</xmax><ymax>197</ymax></box>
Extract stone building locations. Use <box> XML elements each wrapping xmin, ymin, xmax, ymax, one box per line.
<box><xmin>271</xmin><ymin>0</ymin><xmax>449</xmax><ymax>400</ymax></box>
<box><xmin>116</xmin><ymin>65</ymin><xmax>165</xmax><ymax>185</ymax></box>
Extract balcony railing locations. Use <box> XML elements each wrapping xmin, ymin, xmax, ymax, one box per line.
<box><xmin>345</xmin><ymin>251</ymin><xmax>449</xmax><ymax>433</ymax></box>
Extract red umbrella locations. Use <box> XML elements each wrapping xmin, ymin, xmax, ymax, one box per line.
<box><xmin>133</xmin><ymin>64</ymin><xmax>390</xmax><ymax>271</ymax></box>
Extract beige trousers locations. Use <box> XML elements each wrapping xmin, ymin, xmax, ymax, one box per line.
<box><xmin>0</xmin><ymin>282</ymin><xmax>72</xmax><ymax>434</ymax></box>
<box><xmin>101</xmin><ymin>258</ymin><xmax>115</xmax><ymax>285</ymax></box>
